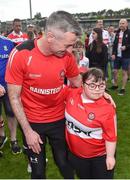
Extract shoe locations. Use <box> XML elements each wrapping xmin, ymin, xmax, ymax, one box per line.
<box><xmin>0</xmin><ymin>151</ymin><xmax>3</xmax><ymax>157</ymax></box>
<box><xmin>118</xmin><ymin>89</ymin><xmax>125</xmax><ymax>96</ymax></box>
<box><xmin>10</xmin><ymin>140</ymin><xmax>22</xmax><ymax>154</ymax></box>
<box><xmin>110</xmin><ymin>85</ymin><xmax>118</xmax><ymax>90</ymax></box>
<box><xmin>0</xmin><ymin>136</ymin><xmax>8</xmax><ymax>149</ymax></box>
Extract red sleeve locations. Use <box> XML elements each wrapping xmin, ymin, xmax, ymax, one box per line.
<box><xmin>65</xmin><ymin>53</ymin><xmax>79</xmax><ymax>78</ymax></box>
<box><xmin>5</xmin><ymin>48</ymin><xmax>27</xmax><ymax>85</ymax></box>
<box><xmin>102</xmin><ymin>106</ymin><xmax>117</xmax><ymax>142</ymax></box>
<box><xmin>61</xmin><ymin>85</ymin><xmax>72</xmax><ymax>102</ymax></box>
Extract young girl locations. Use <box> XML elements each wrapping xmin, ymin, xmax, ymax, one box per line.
<box><xmin>64</xmin><ymin>68</ymin><xmax>117</xmax><ymax>179</ymax></box>
<box><xmin>73</xmin><ymin>40</ymin><xmax>89</xmax><ymax>73</ymax></box>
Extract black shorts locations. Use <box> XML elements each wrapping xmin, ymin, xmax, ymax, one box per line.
<box><xmin>68</xmin><ymin>151</ymin><xmax>114</xmax><ymax>179</ymax></box>
<box><xmin>0</xmin><ymin>93</ymin><xmax>14</xmax><ymax>118</ymax></box>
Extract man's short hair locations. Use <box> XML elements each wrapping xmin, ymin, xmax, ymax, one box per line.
<box><xmin>13</xmin><ymin>18</ymin><xmax>21</xmax><ymax>24</ymax></box>
<box><xmin>45</xmin><ymin>10</ymin><xmax>82</xmax><ymax>37</ymax></box>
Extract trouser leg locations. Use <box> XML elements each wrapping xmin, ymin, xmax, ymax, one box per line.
<box><xmin>22</xmin><ymin>129</ymin><xmax>46</xmax><ymax>179</ymax></box>
<box><xmin>68</xmin><ymin>151</ymin><xmax>91</xmax><ymax>179</ymax></box>
<box><xmin>48</xmin><ymin>119</ymin><xmax>74</xmax><ymax>179</ymax></box>
<box><xmin>91</xmin><ymin>155</ymin><xmax>114</xmax><ymax>179</ymax></box>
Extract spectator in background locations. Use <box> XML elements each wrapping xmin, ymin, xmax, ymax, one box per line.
<box><xmin>84</xmin><ymin>32</ymin><xmax>89</xmax><ymax>54</ymax></box>
<box><xmin>111</xmin><ymin>18</ymin><xmax>130</xmax><ymax>95</ymax></box>
<box><xmin>106</xmin><ymin>25</ymin><xmax>115</xmax><ymax>83</ymax></box>
<box><xmin>37</xmin><ymin>30</ymin><xmax>43</xmax><ymax>38</ymax></box>
<box><xmin>128</xmin><ymin>65</ymin><xmax>130</xmax><ymax>82</ymax></box>
<box><xmin>0</xmin><ymin>35</ymin><xmax>22</xmax><ymax>154</ymax></box>
<box><xmin>27</xmin><ymin>31</ymin><xmax>35</xmax><ymax>40</ymax></box>
<box><xmin>86</xmin><ymin>28</ymin><xmax>108</xmax><ymax>75</ymax></box>
<box><xmin>73</xmin><ymin>40</ymin><xmax>89</xmax><ymax>73</ymax></box>
<box><xmin>27</xmin><ymin>24</ymin><xmax>38</xmax><ymax>39</ymax></box>
<box><xmin>88</xmin><ymin>20</ymin><xmax>109</xmax><ymax>81</ymax></box>
<box><xmin>27</xmin><ymin>24</ymin><xmax>35</xmax><ymax>32</ymax></box>
<box><xmin>8</xmin><ymin>18</ymin><xmax>28</xmax><ymax>44</ymax></box>
<box><xmin>89</xmin><ymin>19</ymin><xmax>109</xmax><ymax>46</ymax></box>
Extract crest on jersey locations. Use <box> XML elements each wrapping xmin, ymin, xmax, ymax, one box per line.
<box><xmin>3</xmin><ymin>45</ymin><xmax>8</xmax><ymax>51</ymax></box>
<box><xmin>59</xmin><ymin>69</ymin><xmax>65</xmax><ymax>80</ymax></box>
<box><xmin>88</xmin><ymin>112</ymin><xmax>95</xmax><ymax>121</ymax></box>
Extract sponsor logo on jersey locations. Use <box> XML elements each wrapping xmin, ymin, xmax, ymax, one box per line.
<box><xmin>29</xmin><ymin>73</ymin><xmax>42</xmax><ymax>78</ymax></box>
<box><xmin>30</xmin><ymin>157</ymin><xmax>38</xmax><ymax>163</ymax></box>
<box><xmin>30</xmin><ymin>85</ymin><xmax>63</xmax><ymax>95</ymax></box>
<box><xmin>65</xmin><ymin>111</ymin><xmax>102</xmax><ymax>139</ymax></box>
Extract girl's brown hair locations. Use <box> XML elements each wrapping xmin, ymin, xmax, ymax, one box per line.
<box><xmin>90</xmin><ymin>28</ymin><xmax>103</xmax><ymax>53</ymax></box>
<box><xmin>82</xmin><ymin>67</ymin><xmax>105</xmax><ymax>83</ymax></box>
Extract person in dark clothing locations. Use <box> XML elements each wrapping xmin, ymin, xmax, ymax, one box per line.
<box><xmin>86</xmin><ymin>28</ymin><xmax>108</xmax><ymax>75</ymax></box>
<box><xmin>111</xmin><ymin>19</ymin><xmax>130</xmax><ymax>95</ymax></box>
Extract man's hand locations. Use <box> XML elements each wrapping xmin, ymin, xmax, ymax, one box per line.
<box><xmin>25</xmin><ymin>129</ymin><xmax>43</xmax><ymax>154</ymax></box>
<box><xmin>0</xmin><ymin>85</ymin><xmax>6</xmax><ymax>97</ymax></box>
<box><xmin>103</xmin><ymin>92</ymin><xmax>116</xmax><ymax>108</ymax></box>
<box><xmin>106</xmin><ymin>156</ymin><xmax>116</xmax><ymax>170</ymax></box>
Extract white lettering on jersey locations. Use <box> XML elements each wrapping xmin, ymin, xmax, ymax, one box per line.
<box><xmin>0</xmin><ymin>54</ymin><xmax>9</xmax><ymax>59</ymax></box>
<box><xmin>30</xmin><ymin>85</ymin><xmax>63</xmax><ymax>95</ymax></box>
<box><xmin>65</xmin><ymin>111</ymin><xmax>103</xmax><ymax>139</ymax></box>
<box><xmin>29</xmin><ymin>73</ymin><xmax>42</xmax><ymax>78</ymax></box>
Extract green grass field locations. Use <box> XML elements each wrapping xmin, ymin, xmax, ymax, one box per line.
<box><xmin>0</xmin><ymin>70</ymin><xmax>130</xmax><ymax>179</ymax></box>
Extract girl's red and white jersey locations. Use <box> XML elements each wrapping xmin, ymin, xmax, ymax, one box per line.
<box><xmin>8</xmin><ymin>31</ymin><xmax>28</xmax><ymax>44</ymax></box>
<box><xmin>5</xmin><ymin>39</ymin><xmax>79</xmax><ymax>123</ymax></box>
<box><xmin>65</xmin><ymin>88</ymin><xmax>117</xmax><ymax>158</ymax></box>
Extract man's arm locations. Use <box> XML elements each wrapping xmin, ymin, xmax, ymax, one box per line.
<box><xmin>7</xmin><ymin>84</ymin><xmax>43</xmax><ymax>154</ymax></box>
<box><xmin>68</xmin><ymin>74</ymin><xmax>82</xmax><ymax>87</ymax></box>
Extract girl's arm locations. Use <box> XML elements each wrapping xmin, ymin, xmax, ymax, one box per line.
<box><xmin>105</xmin><ymin>141</ymin><xmax>116</xmax><ymax>170</ymax></box>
